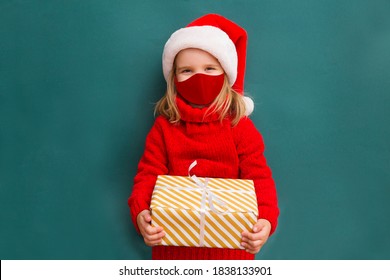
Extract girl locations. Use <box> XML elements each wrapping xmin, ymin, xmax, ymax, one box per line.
<box><xmin>128</xmin><ymin>14</ymin><xmax>279</xmax><ymax>260</ymax></box>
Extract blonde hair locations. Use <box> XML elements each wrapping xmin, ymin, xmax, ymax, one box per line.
<box><xmin>155</xmin><ymin>70</ymin><xmax>247</xmax><ymax>126</ymax></box>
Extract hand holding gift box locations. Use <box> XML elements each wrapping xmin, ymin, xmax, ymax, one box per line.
<box><xmin>150</xmin><ymin>161</ymin><xmax>258</xmax><ymax>249</ymax></box>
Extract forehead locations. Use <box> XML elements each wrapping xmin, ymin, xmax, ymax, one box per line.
<box><xmin>175</xmin><ymin>48</ymin><xmax>220</xmax><ymax>65</ymax></box>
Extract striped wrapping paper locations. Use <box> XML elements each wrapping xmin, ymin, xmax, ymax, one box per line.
<box><xmin>150</xmin><ymin>174</ymin><xmax>258</xmax><ymax>249</ymax></box>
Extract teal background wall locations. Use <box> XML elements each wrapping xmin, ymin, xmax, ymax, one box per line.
<box><xmin>1</xmin><ymin>0</ymin><xmax>389</xmax><ymax>260</ymax></box>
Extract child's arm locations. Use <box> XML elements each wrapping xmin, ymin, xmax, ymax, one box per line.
<box><xmin>128</xmin><ymin>117</ymin><xmax>169</xmax><ymax>233</ymax></box>
<box><xmin>232</xmin><ymin>117</ymin><xmax>279</xmax><ymax>236</ymax></box>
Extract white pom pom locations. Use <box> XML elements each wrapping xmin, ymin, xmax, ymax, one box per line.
<box><xmin>243</xmin><ymin>96</ymin><xmax>254</xmax><ymax>116</ymax></box>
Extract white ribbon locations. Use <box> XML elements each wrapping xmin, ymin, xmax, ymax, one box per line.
<box><xmin>188</xmin><ymin>160</ymin><xmax>228</xmax><ymax>246</ymax></box>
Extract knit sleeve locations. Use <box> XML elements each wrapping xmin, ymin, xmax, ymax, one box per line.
<box><xmin>128</xmin><ymin>117</ymin><xmax>169</xmax><ymax>233</ymax></box>
<box><xmin>232</xmin><ymin>117</ymin><xmax>279</xmax><ymax>235</ymax></box>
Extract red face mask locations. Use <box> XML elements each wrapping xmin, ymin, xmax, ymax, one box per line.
<box><xmin>174</xmin><ymin>73</ymin><xmax>225</xmax><ymax>106</ymax></box>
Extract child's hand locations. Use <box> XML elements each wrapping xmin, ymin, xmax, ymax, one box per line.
<box><xmin>137</xmin><ymin>209</ymin><xmax>165</xmax><ymax>246</ymax></box>
<box><xmin>241</xmin><ymin>219</ymin><xmax>271</xmax><ymax>254</ymax></box>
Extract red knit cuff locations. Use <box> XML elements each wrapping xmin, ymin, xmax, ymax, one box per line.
<box><xmin>258</xmin><ymin>207</ymin><xmax>279</xmax><ymax>236</ymax></box>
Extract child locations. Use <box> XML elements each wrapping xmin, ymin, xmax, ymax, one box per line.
<box><xmin>128</xmin><ymin>14</ymin><xmax>279</xmax><ymax>260</ymax></box>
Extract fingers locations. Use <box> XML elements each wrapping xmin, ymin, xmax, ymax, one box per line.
<box><xmin>138</xmin><ymin>209</ymin><xmax>153</xmax><ymax>225</ymax></box>
<box><xmin>144</xmin><ymin>223</ymin><xmax>164</xmax><ymax>236</ymax></box>
<box><xmin>241</xmin><ymin>219</ymin><xmax>271</xmax><ymax>254</ymax></box>
<box><xmin>143</xmin><ymin>211</ymin><xmax>152</xmax><ymax>223</ymax></box>
<box><xmin>142</xmin><ymin>225</ymin><xmax>165</xmax><ymax>246</ymax></box>
<box><xmin>241</xmin><ymin>232</ymin><xmax>266</xmax><ymax>254</ymax></box>
<box><xmin>137</xmin><ymin>210</ymin><xmax>165</xmax><ymax>246</ymax></box>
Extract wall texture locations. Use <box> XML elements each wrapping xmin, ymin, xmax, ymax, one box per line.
<box><xmin>1</xmin><ymin>0</ymin><xmax>389</xmax><ymax>259</ymax></box>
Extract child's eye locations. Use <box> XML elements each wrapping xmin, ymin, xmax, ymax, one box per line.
<box><xmin>181</xmin><ymin>69</ymin><xmax>192</xmax><ymax>73</ymax></box>
<box><xmin>205</xmin><ymin>67</ymin><xmax>216</xmax><ymax>71</ymax></box>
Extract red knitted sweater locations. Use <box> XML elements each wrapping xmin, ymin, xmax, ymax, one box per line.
<box><xmin>128</xmin><ymin>97</ymin><xmax>279</xmax><ymax>260</ymax></box>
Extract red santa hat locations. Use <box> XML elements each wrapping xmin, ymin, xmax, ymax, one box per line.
<box><xmin>162</xmin><ymin>14</ymin><xmax>254</xmax><ymax>115</ymax></box>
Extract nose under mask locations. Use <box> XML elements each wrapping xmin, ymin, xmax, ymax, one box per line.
<box><xmin>174</xmin><ymin>73</ymin><xmax>225</xmax><ymax>105</ymax></box>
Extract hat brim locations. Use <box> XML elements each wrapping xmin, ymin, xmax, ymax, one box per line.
<box><xmin>162</xmin><ymin>25</ymin><xmax>238</xmax><ymax>86</ymax></box>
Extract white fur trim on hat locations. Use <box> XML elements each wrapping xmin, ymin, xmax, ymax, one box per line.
<box><xmin>162</xmin><ymin>25</ymin><xmax>238</xmax><ymax>86</ymax></box>
<box><xmin>243</xmin><ymin>96</ymin><xmax>254</xmax><ymax>116</ymax></box>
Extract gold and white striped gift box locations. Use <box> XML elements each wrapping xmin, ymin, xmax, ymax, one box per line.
<box><xmin>150</xmin><ymin>174</ymin><xmax>258</xmax><ymax>249</ymax></box>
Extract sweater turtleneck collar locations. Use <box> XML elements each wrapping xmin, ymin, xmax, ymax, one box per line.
<box><xmin>176</xmin><ymin>96</ymin><xmax>221</xmax><ymax>123</ymax></box>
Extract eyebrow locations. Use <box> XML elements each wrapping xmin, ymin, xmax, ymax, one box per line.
<box><xmin>205</xmin><ymin>64</ymin><xmax>221</xmax><ymax>68</ymax></box>
<box><xmin>176</xmin><ymin>66</ymin><xmax>192</xmax><ymax>72</ymax></box>
<box><xmin>176</xmin><ymin>64</ymin><xmax>221</xmax><ymax>71</ymax></box>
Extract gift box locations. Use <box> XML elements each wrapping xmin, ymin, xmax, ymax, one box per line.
<box><xmin>150</xmin><ymin>163</ymin><xmax>258</xmax><ymax>249</ymax></box>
